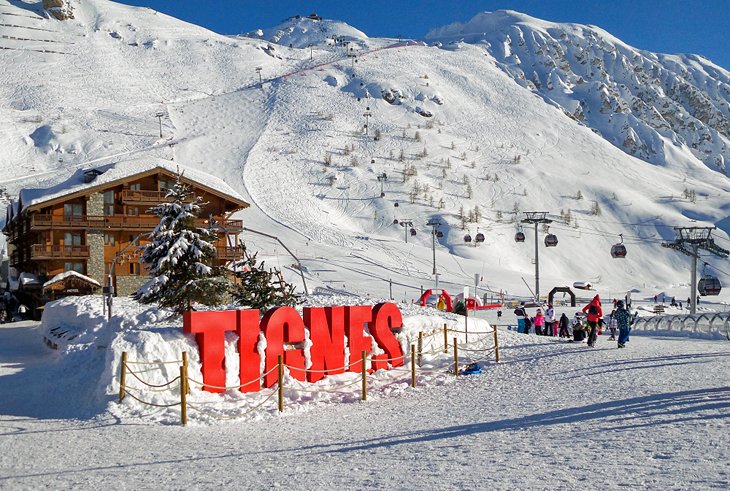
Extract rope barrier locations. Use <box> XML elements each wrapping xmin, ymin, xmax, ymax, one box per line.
<box><xmin>123</xmin><ymin>363</ymin><xmax>182</xmax><ymax>389</ymax></box>
<box><xmin>284</xmin><ymin>375</ymin><xmax>364</xmax><ymax>394</ymax></box>
<box><xmin>447</xmin><ymin>328</ymin><xmax>495</xmax><ymax>335</ymax></box>
<box><xmin>124</xmin><ymin>359</ymin><xmax>182</xmax><ymax>365</ymax></box>
<box><xmin>186</xmin><ymin>365</ymin><xmax>279</xmax><ymax>391</ymax></box>
<box><xmin>122</xmin><ymin>382</ymin><xmax>181</xmax><ymax>393</ymax></box>
<box><xmin>187</xmin><ymin>389</ymin><xmax>278</xmax><ymax>420</ymax></box>
<box><xmin>457</xmin><ymin>345</ymin><xmax>497</xmax><ymax>353</ymax></box>
<box><xmin>122</xmin><ymin>387</ymin><xmax>182</xmax><ymax>408</ymax></box>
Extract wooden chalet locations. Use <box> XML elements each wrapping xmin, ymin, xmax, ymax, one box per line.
<box><xmin>2</xmin><ymin>158</ymin><xmax>249</xmax><ymax>314</ymax></box>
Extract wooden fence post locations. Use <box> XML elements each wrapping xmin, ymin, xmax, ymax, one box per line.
<box><xmin>179</xmin><ymin>365</ymin><xmax>187</xmax><ymax>426</ymax></box>
<box><xmin>411</xmin><ymin>345</ymin><xmax>416</xmax><ymax>388</ymax></box>
<box><xmin>417</xmin><ymin>331</ymin><xmax>423</xmax><ymax>367</ymax></box>
<box><xmin>443</xmin><ymin>324</ymin><xmax>448</xmax><ymax>353</ymax></box>
<box><xmin>278</xmin><ymin>355</ymin><xmax>284</xmax><ymax>413</ymax></box>
<box><xmin>361</xmin><ymin>350</ymin><xmax>367</xmax><ymax>401</ymax></box>
<box><xmin>493</xmin><ymin>327</ymin><xmax>500</xmax><ymax>363</ymax></box>
<box><xmin>119</xmin><ymin>351</ymin><xmax>127</xmax><ymax>403</ymax></box>
<box><xmin>182</xmin><ymin>351</ymin><xmax>189</xmax><ymax>394</ymax></box>
<box><xmin>453</xmin><ymin>337</ymin><xmax>459</xmax><ymax>377</ymax></box>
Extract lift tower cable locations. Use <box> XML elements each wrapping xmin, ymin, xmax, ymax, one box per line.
<box><xmin>521</xmin><ymin>211</ymin><xmax>553</xmax><ymax>303</ymax></box>
<box><xmin>661</xmin><ymin>226</ymin><xmax>729</xmax><ymax>314</ymax></box>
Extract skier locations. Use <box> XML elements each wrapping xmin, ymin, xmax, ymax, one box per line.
<box><xmin>607</xmin><ymin>310</ymin><xmax>618</xmax><ymax>340</ymax></box>
<box><xmin>614</xmin><ymin>300</ymin><xmax>632</xmax><ymax>348</ymax></box>
<box><xmin>558</xmin><ymin>312</ymin><xmax>570</xmax><ymax>338</ymax></box>
<box><xmin>522</xmin><ymin>314</ymin><xmax>532</xmax><ymax>334</ymax></box>
<box><xmin>534</xmin><ymin>308</ymin><xmax>545</xmax><ymax>336</ymax></box>
<box><xmin>582</xmin><ymin>295</ymin><xmax>603</xmax><ymax>347</ymax></box>
<box><xmin>570</xmin><ymin>312</ymin><xmax>584</xmax><ymax>342</ymax></box>
<box><xmin>545</xmin><ymin>304</ymin><xmax>556</xmax><ymax>337</ymax></box>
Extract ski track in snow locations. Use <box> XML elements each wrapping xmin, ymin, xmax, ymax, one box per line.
<box><xmin>1</xmin><ymin>320</ymin><xmax>728</xmax><ymax>489</ymax></box>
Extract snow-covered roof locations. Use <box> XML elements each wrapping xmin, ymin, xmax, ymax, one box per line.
<box><xmin>19</xmin><ymin>158</ymin><xmax>248</xmax><ymax>212</ymax></box>
<box><xmin>43</xmin><ymin>271</ymin><xmax>101</xmax><ymax>289</ymax></box>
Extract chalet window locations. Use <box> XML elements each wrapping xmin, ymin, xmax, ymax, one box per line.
<box><xmin>63</xmin><ymin>203</ymin><xmax>83</xmax><ymax>218</ymax></box>
<box><xmin>64</xmin><ymin>232</ymin><xmax>82</xmax><ymax>246</ymax></box>
<box><xmin>103</xmin><ymin>191</ymin><xmax>114</xmax><ymax>216</ymax></box>
<box><xmin>127</xmin><ymin>207</ymin><xmax>140</xmax><ymax>216</ymax></box>
<box><xmin>104</xmin><ymin>233</ymin><xmax>115</xmax><ymax>246</ymax></box>
<box><xmin>159</xmin><ymin>178</ymin><xmax>175</xmax><ymax>192</ymax></box>
<box><xmin>129</xmin><ymin>183</ymin><xmax>141</xmax><ymax>191</ymax></box>
<box><xmin>129</xmin><ymin>263</ymin><xmax>141</xmax><ymax>275</ymax></box>
<box><xmin>64</xmin><ymin>262</ymin><xmax>84</xmax><ymax>274</ymax></box>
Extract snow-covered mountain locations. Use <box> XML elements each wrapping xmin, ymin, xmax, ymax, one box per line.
<box><xmin>2</xmin><ymin>1</ymin><xmax>730</xmax><ymax>302</ymax></box>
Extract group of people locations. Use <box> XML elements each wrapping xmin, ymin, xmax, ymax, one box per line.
<box><xmin>515</xmin><ymin>294</ymin><xmax>633</xmax><ymax>348</ymax></box>
<box><xmin>0</xmin><ymin>292</ymin><xmax>29</xmax><ymax>323</ymax></box>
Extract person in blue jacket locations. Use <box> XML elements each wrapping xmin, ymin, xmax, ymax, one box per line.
<box><xmin>614</xmin><ymin>300</ymin><xmax>632</xmax><ymax>348</ymax></box>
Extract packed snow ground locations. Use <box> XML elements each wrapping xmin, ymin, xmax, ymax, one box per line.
<box><xmin>1</xmin><ymin>309</ymin><xmax>728</xmax><ymax>489</ymax></box>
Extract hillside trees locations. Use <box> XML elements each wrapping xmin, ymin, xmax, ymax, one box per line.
<box><xmin>230</xmin><ymin>244</ymin><xmax>298</xmax><ymax>310</ymax></box>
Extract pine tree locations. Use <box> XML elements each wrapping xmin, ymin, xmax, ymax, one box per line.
<box><xmin>230</xmin><ymin>243</ymin><xmax>298</xmax><ymax>310</ymax></box>
<box><xmin>134</xmin><ymin>175</ymin><xmax>228</xmax><ymax>315</ymax></box>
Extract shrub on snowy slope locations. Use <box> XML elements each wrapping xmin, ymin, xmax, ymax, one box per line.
<box><xmin>134</xmin><ymin>175</ymin><xmax>228</xmax><ymax>315</ymax></box>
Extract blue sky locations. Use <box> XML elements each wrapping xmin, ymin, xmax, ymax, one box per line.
<box><xmin>119</xmin><ymin>1</ymin><xmax>730</xmax><ymax>70</ymax></box>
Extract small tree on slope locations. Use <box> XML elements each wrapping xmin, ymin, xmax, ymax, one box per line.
<box><xmin>134</xmin><ymin>175</ymin><xmax>228</xmax><ymax>315</ymax></box>
<box><xmin>230</xmin><ymin>243</ymin><xmax>298</xmax><ymax>310</ymax></box>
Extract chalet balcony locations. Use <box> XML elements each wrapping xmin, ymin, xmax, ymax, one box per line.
<box><xmin>31</xmin><ymin>244</ymin><xmax>90</xmax><ymax>259</ymax></box>
<box><xmin>30</xmin><ymin>214</ymin><xmax>243</xmax><ymax>233</ymax></box>
<box><xmin>120</xmin><ymin>190</ymin><xmax>193</xmax><ymax>204</ymax></box>
<box><xmin>216</xmin><ymin>246</ymin><xmax>244</xmax><ymax>261</ymax></box>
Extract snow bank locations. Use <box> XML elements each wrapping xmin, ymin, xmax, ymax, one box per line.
<box><xmin>40</xmin><ymin>295</ymin><xmax>500</xmax><ymax>425</ymax></box>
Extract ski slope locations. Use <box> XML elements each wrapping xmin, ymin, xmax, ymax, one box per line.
<box><xmin>2</xmin><ymin>1</ymin><xmax>730</xmax><ymax>304</ymax></box>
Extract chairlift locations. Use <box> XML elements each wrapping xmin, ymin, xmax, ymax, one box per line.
<box><xmin>611</xmin><ymin>234</ymin><xmax>627</xmax><ymax>258</ymax></box>
<box><xmin>544</xmin><ymin>233</ymin><xmax>558</xmax><ymax>247</ymax></box>
<box><xmin>410</xmin><ymin>228</ymin><xmax>417</xmax><ymax>237</ymax></box>
<box><xmin>464</xmin><ymin>234</ymin><xmax>472</xmax><ymax>243</ymax></box>
<box><xmin>698</xmin><ymin>263</ymin><xmax>722</xmax><ymax>296</ymax></box>
<box><xmin>514</xmin><ymin>231</ymin><xmax>525</xmax><ymax>243</ymax></box>
<box><xmin>475</xmin><ymin>232</ymin><xmax>485</xmax><ymax>243</ymax></box>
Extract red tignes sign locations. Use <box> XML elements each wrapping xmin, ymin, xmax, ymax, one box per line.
<box><xmin>183</xmin><ymin>303</ymin><xmax>404</xmax><ymax>393</ymax></box>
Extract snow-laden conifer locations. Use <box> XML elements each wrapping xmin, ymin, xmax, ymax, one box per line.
<box><xmin>134</xmin><ymin>175</ymin><xmax>228</xmax><ymax>314</ymax></box>
<box><xmin>230</xmin><ymin>243</ymin><xmax>298</xmax><ymax>310</ymax></box>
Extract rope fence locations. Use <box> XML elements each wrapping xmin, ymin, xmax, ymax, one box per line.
<box><xmin>116</xmin><ymin>323</ymin><xmax>502</xmax><ymax>425</ymax></box>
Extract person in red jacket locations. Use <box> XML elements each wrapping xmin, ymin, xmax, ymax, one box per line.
<box><xmin>582</xmin><ymin>295</ymin><xmax>603</xmax><ymax>347</ymax></box>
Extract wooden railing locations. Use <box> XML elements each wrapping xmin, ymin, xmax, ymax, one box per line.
<box><xmin>31</xmin><ymin>214</ymin><xmax>243</xmax><ymax>232</ymax></box>
<box><xmin>31</xmin><ymin>244</ymin><xmax>90</xmax><ymax>259</ymax></box>
<box><xmin>120</xmin><ymin>190</ymin><xmax>194</xmax><ymax>203</ymax></box>
<box><xmin>216</xmin><ymin>246</ymin><xmax>243</xmax><ymax>260</ymax></box>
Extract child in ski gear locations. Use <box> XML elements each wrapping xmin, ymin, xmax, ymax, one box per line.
<box><xmin>608</xmin><ymin>311</ymin><xmax>618</xmax><ymax>340</ymax></box>
<box><xmin>614</xmin><ymin>300</ymin><xmax>632</xmax><ymax>348</ymax></box>
<box><xmin>571</xmin><ymin>313</ymin><xmax>585</xmax><ymax>342</ymax></box>
<box><xmin>522</xmin><ymin>315</ymin><xmax>532</xmax><ymax>334</ymax></box>
<box><xmin>558</xmin><ymin>313</ymin><xmax>570</xmax><ymax>338</ymax></box>
<box><xmin>582</xmin><ymin>295</ymin><xmax>603</xmax><ymax>347</ymax></box>
<box><xmin>534</xmin><ymin>308</ymin><xmax>545</xmax><ymax>335</ymax></box>
<box><xmin>437</xmin><ymin>295</ymin><xmax>446</xmax><ymax>311</ymax></box>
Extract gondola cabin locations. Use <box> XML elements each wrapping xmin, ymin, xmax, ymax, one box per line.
<box><xmin>515</xmin><ymin>232</ymin><xmax>525</xmax><ymax>242</ymax></box>
<box><xmin>544</xmin><ymin>234</ymin><xmax>558</xmax><ymax>247</ymax></box>
<box><xmin>436</xmin><ymin>231</ymin><xmax>444</xmax><ymax>238</ymax></box>
<box><xmin>698</xmin><ymin>276</ymin><xmax>722</xmax><ymax>296</ymax></box>
<box><xmin>464</xmin><ymin>234</ymin><xmax>472</xmax><ymax>243</ymax></box>
<box><xmin>475</xmin><ymin>232</ymin><xmax>485</xmax><ymax>243</ymax></box>
<box><xmin>410</xmin><ymin>228</ymin><xmax>417</xmax><ymax>237</ymax></box>
<box><xmin>393</xmin><ymin>219</ymin><xmax>399</xmax><ymax>224</ymax></box>
<box><xmin>611</xmin><ymin>243</ymin><xmax>627</xmax><ymax>258</ymax></box>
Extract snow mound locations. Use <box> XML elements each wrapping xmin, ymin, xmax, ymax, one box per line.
<box><xmin>243</xmin><ymin>16</ymin><xmax>368</xmax><ymax>48</ymax></box>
